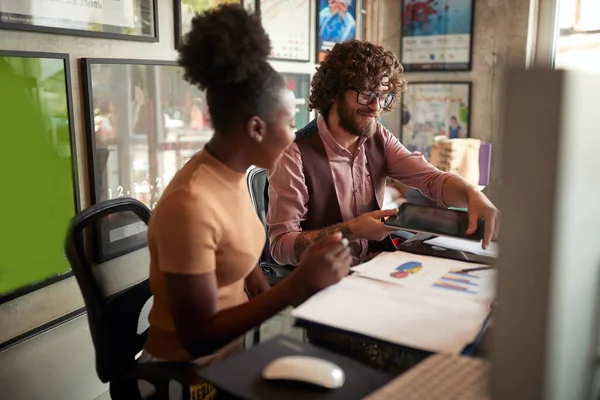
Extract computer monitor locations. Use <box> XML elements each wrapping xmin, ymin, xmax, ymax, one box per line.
<box><xmin>491</xmin><ymin>68</ymin><xmax>600</xmax><ymax>400</ymax></box>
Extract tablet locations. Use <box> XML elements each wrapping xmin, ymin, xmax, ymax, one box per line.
<box><xmin>385</xmin><ymin>203</ymin><xmax>485</xmax><ymax>241</ymax></box>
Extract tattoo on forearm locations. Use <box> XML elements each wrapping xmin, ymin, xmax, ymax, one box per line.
<box><xmin>293</xmin><ymin>222</ymin><xmax>353</xmax><ymax>261</ymax></box>
<box><xmin>294</xmin><ymin>235</ymin><xmax>311</xmax><ymax>261</ymax></box>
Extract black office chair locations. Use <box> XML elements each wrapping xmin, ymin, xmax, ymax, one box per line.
<box><xmin>64</xmin><ymin>197</ymin><xmax>195</xmax><ymax>400</ymax></box>
<box><xmin>247</xmin><ymin>167</ymin><xmax>295</xmax><ymax>282</ymax></box>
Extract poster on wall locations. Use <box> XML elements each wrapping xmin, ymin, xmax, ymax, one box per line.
<box><xmin>82</xmin><ymin>58</ymin><xmax>211</xmax><ymax>262</ymax></box>
<box><xmin>401</xmin><ymin>0</ymin><xmax>474</xmax><ymax>71</ymax></box>
<box><xmin>176</xmin><ymin>0</ymin><xmax>250</xmax><ymax>48</ymax></box>
<box><xmin>281</xmin><ymin>73</ymin><xmax>311</xmax><ymax>128</ymax></box>
<box><xmin>261</xmin><ymin>0</ymin><xmax>310</xmax><ymax>61</ymax></box>
<box><xmin>317</xmin><ymin>0</ymin><xmax>357</xmax><ymax>63</ymax></box>
<box><xmin>0</xmin><ymin>51</ymin><xmax>79</xmax><ymax>303</ymax></box>
<box><xmin>0</xmin><ymin>0</ymin><xmax>157</xmax><ymax>41</ymax></box>
<box><xmin>401</xmin><ymin>82</ymin><xmax>471</xmax><ymax>160</ymax></box>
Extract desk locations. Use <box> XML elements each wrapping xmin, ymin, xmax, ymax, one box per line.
<box><xmin>197</xmin><ymin>247</ymin><xmax>493</xmax><ymax>398</ymax></box>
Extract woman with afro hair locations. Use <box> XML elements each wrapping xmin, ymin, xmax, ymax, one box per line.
<box><xmin>137</xmin><ymin>4</ymin><xmax>351</xmax><ymax>399</ymax></box>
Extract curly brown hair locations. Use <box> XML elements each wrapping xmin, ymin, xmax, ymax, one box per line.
<box><xmin>309</xmin><ymin>40</ymin><xmax>408</xmax><ymax>115</ymax></box>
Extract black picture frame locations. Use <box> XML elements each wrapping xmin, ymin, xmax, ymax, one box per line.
<box><xmin>261</xmin><ymin>0</ymin><xmax>311</xmax><ymax>62</ymax></box>
<box><xmin>316</xmin><ymin>0</ymin><xmax>358</xmax><ymax>64</ymax></box>
<box><xmin>82</xmin><ymin>57</ymin><xmax>210</xmax><ymax>263</ymax></box>
<box><xmin>0</xmin><ymin>50</ymin><xmax>81</xmax><ymax>305</ymax></box>
<box><xmin>175</xmin><ymin>0</ymin><xmax>260</xmax><ymax>49</ymax></box>
<box><xmin>0</xmin><ymin>0</ymin><xmax>158</xmax><ymax>42</ymax></box>
<box><xmin>400</xmin><ymin>0</ymin><xmax>475</xmax><ymax>72</ymax></box>
<box><xmin>400</xmin><ymin>81</ymin><xmax>472</xmax><ymax>160</ymax></box>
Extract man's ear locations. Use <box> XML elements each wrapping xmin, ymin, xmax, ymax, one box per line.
<box><xmin>331</xmin><ymin>94</ymin><xmax>341</xmax><ymax>109</ymax></box>
<box><xmin>246</xmin><ymin>115</ymin><xmax>266</xmax><ymax>143</ymax></box>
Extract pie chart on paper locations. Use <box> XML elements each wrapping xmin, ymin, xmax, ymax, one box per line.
<box><xmin>390</xmin><ymin>261</ymin><xmax>423</xmax><ymax>279</ymax></box>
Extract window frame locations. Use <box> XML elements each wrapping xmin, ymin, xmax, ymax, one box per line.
<box><xmin>528</xmin><ymin>0</ymin><xmax>561</xmax><ymax>69</ymax></box>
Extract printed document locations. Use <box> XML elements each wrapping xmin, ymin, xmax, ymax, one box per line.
<box><xmin>292</xmin><ymin>252</ymin><xmax>495</xmax><ymax>354</ymax></box>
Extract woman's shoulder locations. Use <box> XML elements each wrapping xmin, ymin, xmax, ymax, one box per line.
<box><xmin>153</xmin><ymin>187</ymin><xmax>217</xmax><ymax>227</ymax></box>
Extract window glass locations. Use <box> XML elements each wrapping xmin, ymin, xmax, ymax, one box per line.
<box><xmin>555</xmin><ymin>0</ymin><xmax>600</xmax><ymax>72</ymax></box>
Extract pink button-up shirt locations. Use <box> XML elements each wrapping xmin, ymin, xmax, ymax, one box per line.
<box><xmin>266</xmin><ymin>115</ymin><xmax>454</xmax><ymax>266</ymax></box>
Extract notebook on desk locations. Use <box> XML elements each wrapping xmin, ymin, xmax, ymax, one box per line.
<box><xmin>292</xmin><ymin>252</ymin><xmax>495</xmax><ymax>355</ymax></box>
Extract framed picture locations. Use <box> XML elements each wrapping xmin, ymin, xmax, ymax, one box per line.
<box><xmin>0</xmin><ymin>0</ymin><xmax>158</xmax><ymax>42</ymax></box>
<box><xmin>281</xmin><ymin>73</ymin><xmax>312</xmax><ymax>128</ymax></box>
<box><xmin>82</xmin><ymin>58</ymin><xmax>210</xmax><ymax>262</ymax></box>
<box><xmin>175</xmin><ymin>0</ymin><xmax>257</xmax><ymax>48</ymax></box>
<box><xmin>261</xmin><ymin>0</ymin><xmax>310</xmax><ymax>62</ymax></box>
<box><xmin>400</xmin><ymin>0</ymin><xmax>475</xmax><ymax>71</ymax></box>
<box><xmin>400</xmin><ymin>82</ymin><xmax>471</xmax><ymax>160</ymax></box>
<box><xmin>317</xmin><ymin>0</ymin><xmax>357</xmax><ymax>63</ymax></box>
<box><xmin>0</xmin><ymin>51</ymin><xmax>80</xmax><ymax>304</ymax></box>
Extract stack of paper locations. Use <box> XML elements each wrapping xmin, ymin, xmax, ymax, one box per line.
<box><xmin>292</xmin><ymin>252</ymin><xmax>495</xmax><ymax>354</ymax></box>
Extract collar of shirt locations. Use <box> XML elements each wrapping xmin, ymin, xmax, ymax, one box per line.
<box><xmin>316</xmin><ymin>114</ymin><xmax>369</xmax><ymax>158</ymax></box>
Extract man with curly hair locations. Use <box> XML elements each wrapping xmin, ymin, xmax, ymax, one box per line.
<box><xmin>266</xmin><ymin>39</ymin><xmax>499</xmax><ymax>373</ymax></box>
<box><xmin>267</xmin><ymin>40</ymin><xmax>499</xmax><ymax>268</ymax></box>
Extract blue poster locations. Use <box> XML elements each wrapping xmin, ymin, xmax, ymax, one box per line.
<box><xmin>317</xmin><ymin>0</ymin><xmax>357</xmax><ymax>63</ymax></box>
<box><xmin>401</xmin><ymin>0</ymin><xmax>474</xmax><ymax>71</ymax></box>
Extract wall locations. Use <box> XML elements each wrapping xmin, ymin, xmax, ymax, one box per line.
<box><xmin>0</xmin><ymin>0</ymin><xmax>178</xmax><ymax>346</ymax></box>
<box><xmin>373</xmin><ymin>0</ymin><xmax>532</xmax><ymax>203</ymax></box>
<box><xmin>0</xmin><ymin>314</ymin><xmax>109</xmax><ymax>400</ymax></box>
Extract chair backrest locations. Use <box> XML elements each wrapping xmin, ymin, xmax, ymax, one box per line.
<box><xmin>247</xmin><ymin>167</ymin><xmax>270</xmax><ymax>264</ymax></box>
<box><xmin>64</xmin><ymin>197</ymin><xmax>153</xmax><ymax>383</ymax></box>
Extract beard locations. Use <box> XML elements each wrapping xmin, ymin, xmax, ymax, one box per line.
<box><xmin>336</xmin><ymin>100</ymin><xmax>378</xmax><ymax>138</ymax></box>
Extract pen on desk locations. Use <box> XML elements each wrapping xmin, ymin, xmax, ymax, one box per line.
<box><xmin>454</xmin><ymin>266</ymin><xmax>495</xmax><ymax>273</ymax></box>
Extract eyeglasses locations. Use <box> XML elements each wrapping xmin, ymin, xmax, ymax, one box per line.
<box><xmin>348</xmin><ymin>87</ymin><xmax>396</xmax><ymax>110</ymax></box>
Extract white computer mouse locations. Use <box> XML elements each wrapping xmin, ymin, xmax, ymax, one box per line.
<box><xmin>262</xmin><ymin>355</ymin><xmax>345</xmax><ymax>389</ymax></box>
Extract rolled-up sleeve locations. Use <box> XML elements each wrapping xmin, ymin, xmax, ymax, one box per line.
<box><xmin>381</xmin><ymin>126</ymin><xmax>455</xmax><ymax>207</ymax></box>
<box><xmin>266</xmin><ymin>143</ymin><xmax>308</xmax><ymax>266</ymax></box>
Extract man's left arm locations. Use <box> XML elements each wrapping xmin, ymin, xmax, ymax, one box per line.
<box><xmin>381</xmin><ymin>126</ymin><xmax>499</xmax><ymax>248</ymax></box>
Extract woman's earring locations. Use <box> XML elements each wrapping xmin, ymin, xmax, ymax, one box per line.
<box><xmin>254</xmin><ymin>134</ymin><xmax>263</xmax><ymax>143</ymax></box>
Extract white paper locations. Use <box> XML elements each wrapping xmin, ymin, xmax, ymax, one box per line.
<box><xmin>424</xmin><ymin>236</ymin><xmax>499</xmax><ymax>258</ymax></box>
<box><xmin>292</xmin><ymin>275</ymin><xmax>490</xmax><ymax>354</ymax></box>
<box><xmin>355</xmin><ymin>252</ymin><xmax>496</xmax><ymax>302</ymax></box>
<box><xmin>1</xmin><ymin>0</ymin><xmax>135</xmax><ymax>28</ymax></box>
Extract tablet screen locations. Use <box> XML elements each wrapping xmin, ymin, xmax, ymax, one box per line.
<box><xmin>386</xmin><ymin>203</ymin><xmax>482</xmax><ymax>240</ymax></box>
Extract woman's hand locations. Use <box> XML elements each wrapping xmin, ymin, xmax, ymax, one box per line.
<box><xmin>290</xmin><ymin>232</ymin><xmax>352</xmax><ymax>296</ymax></box>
